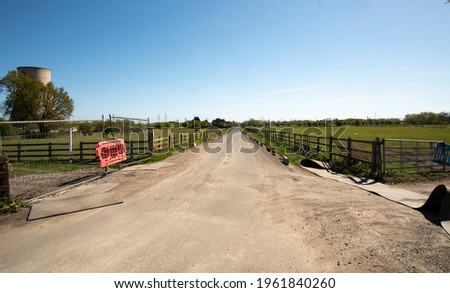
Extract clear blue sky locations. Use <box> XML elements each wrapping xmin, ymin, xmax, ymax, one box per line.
<box><xmin>1</xmin><ymin>0</ymin><xmax>449</xmax><ymax>122</ymax></box>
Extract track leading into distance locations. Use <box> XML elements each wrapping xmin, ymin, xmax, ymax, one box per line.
<box><xmin>1</xmin><ymin>128</ymin><xmax>449</xmax><ymax>272</ymax></box>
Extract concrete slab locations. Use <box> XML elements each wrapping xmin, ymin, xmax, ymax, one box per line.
<box><xmin>27</xmin><ymin>183</ymin><xmax>123</xmax><ymax>221</ymax></box>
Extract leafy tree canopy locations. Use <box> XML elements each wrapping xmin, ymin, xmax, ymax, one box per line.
<box><xmin>0</xmin><ymin>70</ymin><xmax>74</xmax><ymax>121</ymax></box>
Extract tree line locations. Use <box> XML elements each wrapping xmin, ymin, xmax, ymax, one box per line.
<box><xmin>403</xmin><ymin>112</ymin><xmax>450</xmax><ymax>125</ymax></box>
<box><xmin>241</xmin><ymin>112</ymin><xmax>450</xmax><ymax>128</ymax></box>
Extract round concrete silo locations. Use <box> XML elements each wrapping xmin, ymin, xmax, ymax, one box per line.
<box><xmin>17</xmin><ymin>66</ymin><xmax>51</xmax><ymax>84</ymax></box>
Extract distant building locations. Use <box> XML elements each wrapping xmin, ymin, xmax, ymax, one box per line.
<box><xmin>17</xmin><ymin>66</ymin><xmax>51</xmax><ymax>84</ymax></box>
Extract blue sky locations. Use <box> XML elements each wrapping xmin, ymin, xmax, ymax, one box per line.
<box><xmin>1</xmin><ymin>0</ymin><xmax>449</xmax><ymax>122</ymax></box>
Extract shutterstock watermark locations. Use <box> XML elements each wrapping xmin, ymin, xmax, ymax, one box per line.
<box><xmin>99</xmin><ymin>120</ymin><xmax>349</xmax><ymax>157</ymax></box>
<box><xmin>243</xmin><ymin>121</ymin><xmax>349</xmax><ymax>156</ymax></box>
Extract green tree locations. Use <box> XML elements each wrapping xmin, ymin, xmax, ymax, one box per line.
<box><xmin>0</xmin><ymin>70</ymin><xmax>74</xmax><ymax>121</ymax></box>
<box><xmin>0</xmin><ymin>117</ymin><xmax>14</xmax><ymax>136</ymax></box>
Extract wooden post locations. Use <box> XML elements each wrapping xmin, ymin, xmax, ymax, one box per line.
<box><xmin>316</xmin><ymin>136</ymin><xmax>320</xmax><ymax>155</ymax></box>
<box><xmin>0</xmin><ymin>156</ymin><xmax>11</xmax><ymax>203</ymax></box>
<box><xmin>79</xmin><ymin>141</ymin><xmax>84</xmax><ymax>161</ymax></box>
<box><xmin>371</xmin><ymin>140</ymin><xmax>377</xmax><ymax>172</ymax></box>
<box><xmin>329</xmin><ymin>136</ymin><xmax>333</xmax><ymax>161</ymax></box>
<box><xmin>130</xmin><ymin>140</ymin><xmax>134</xmax><ymax>160</ymax></box>
<box><xmin>168</xmin><ymin>134</ymin><xmax>171</xmax><ymax>151</ymax></box>
<box><xmin>148</xmin><ymin>127</ymin><xmax>154</xmax><ymax>154</ymax></box>
<box><xmin>307</xmin><ymin>135</ymin><xmax>311</xmax><ymax>153</ymax></box>
<box><xmin>376</xmin><ymin>138</ymin><xmax>382</xmax><ymax>174</ymax></box>
<box><xmin>382</xmin><ymin>138</ymin><xmax>386</xmax><ymax>174</ymax></box>
<box><xmin>443</xmin><ymin>141</ymin><xmax>447</xmax><ymax>172</ymax></box>
<box><xmin>17</xmin><ymin>143</ymin><xmax>21</xmax><ymax>162</ymax></box>
<box><xmin>347</xmin><ymin>137</ymin><xmax>352</xmax><ymax>164</ymax></box>
<box><xmin>371</xmin><ymin>138</ymin><xmax>381</xmax><ymax>173</ymax></box>
<box><xmin>48</xmin><ymin>142</ymin><xmax>53</xmax><ymax>160</ymax></box>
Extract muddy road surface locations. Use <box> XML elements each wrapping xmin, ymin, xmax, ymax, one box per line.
<box><xmin>1</xmin><ymin>129</ymin><xmax>449</xmax><ymax>272</ymax></box>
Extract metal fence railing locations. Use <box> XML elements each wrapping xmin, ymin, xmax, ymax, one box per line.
<box><xmin>383</xmin><ymin>139</ymin><xmax>446</xmax><ymax>173</ymax></box>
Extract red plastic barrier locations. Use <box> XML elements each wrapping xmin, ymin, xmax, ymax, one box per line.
<box><xmin>95</xmin><ymin>139</ymin><xmax>127</xmax><ymax>168</ymax></box>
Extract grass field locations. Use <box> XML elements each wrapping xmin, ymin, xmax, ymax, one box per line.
<box><xmin>3</xmin><ymin>127</ymin><xmax>227</xmax><ymax>177</ymax></box>
<box><xmin>262</xmin><ymin>125</ymin><xmax>450</xmax><ymax>142</ymax></box>
<box><xmin>0</xmin><ymin>127</ymin><xmax>201</xmax><ymax>145</ymax></box>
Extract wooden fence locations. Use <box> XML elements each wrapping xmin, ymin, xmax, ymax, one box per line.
<box><xmin>246</xmin><ymin>127</ymin><xmax>448</xmax><ymax>174</ymax></box>
<box><xmin>0</xmin><ymin>129</ymin><xmax>219</xmax><ymax>163</ymax></box>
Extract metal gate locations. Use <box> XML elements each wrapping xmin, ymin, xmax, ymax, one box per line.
<box><xmin>383</xmin><ymin>139</ymin><xmax>446</xmax><ymax>173</ymax></box>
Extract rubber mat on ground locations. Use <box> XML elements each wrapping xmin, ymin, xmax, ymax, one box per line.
<box><xmin>27</xmin><ymin>183</ymin><xmax>123</xmax><ymax>221</ymax></box>
<box><xmin>300</xmin><ymin>159</ymin><xmax>450</xmax><ymax>235</ymax></box>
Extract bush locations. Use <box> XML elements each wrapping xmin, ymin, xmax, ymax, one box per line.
<box><xmin>78</xmin><ymin>122</ymin><xmax>94</xmax><ymax>136</ymax></box>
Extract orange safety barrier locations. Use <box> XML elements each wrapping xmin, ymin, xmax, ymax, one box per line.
<box><xmin>95</xmin><ymin>139</ymin><xmax>127</xmax><ymax>168</ymax></box>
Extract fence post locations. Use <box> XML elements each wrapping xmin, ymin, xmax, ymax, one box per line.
<box><xmin>48</xmin><ymin>142</ymin><xmax>52</xmax><ymax>160</ymax></box>
<box><xmin>316</xmin><ymin>136</ymin><xmax>320</xmax><ymax>155</ymax></box>
<box><xmin>307</xmin><ymin>135</ymin><xmax>311</xmax><ymax>153</ymax></box>
<box><xmin>148</xmin><ymin>127</ymin><xmax>154</xmax><ymax>154</ymax></box>
<box><xmin>329</xmin><ymin>136</ymin><xmax>333</xmax><ymax>161</ymax></box>
<box><xmin>168</xmin><ymin>134</ymin><xmax>171</xmax><ymax>151</ymax></box>
<box><xmin>371</xmin><ymin>139</ymin><xmax>376</xmax><ymax>172</ymax></box>
<box><xmin>130</xmin><ymin>140</ymin><xmax>134</xmax><ymax>160</ymax></box>
<box><xmin>372</xmin><ymin>137</ymin><xmax>382</xmax><ymax>174</ymax></box>
<box><xmin>382</xmin><ymin>139</ymin><xmax>386</xmax><ymax>174</ymax></box>
<box><xmin>17</xmin><ymin>143</ymin><xmax>21</xmax><ymax>162</ymax></box>
<box><xmin>0</xmin><ymin>156</ymin><xmax>11</xmax><ymax>203</ymax></box>
<box><xmin>80</xmin><ymin>141</ymin><xmax>84</xmax><ymax>161</ymax></box>
<box><xmin>443</xmin><ymin>141</ymin><xmax>447</xmax><ymax>172</ymax></box>
<box><xmin>347</xmin><ymin>138</ymin><xmax>352</xmax><ymax>164</ymax></box>
<box><xmin>377</xmin><ymin>138</ymin><xmax>383</xmax><ymax>174</ymax></box>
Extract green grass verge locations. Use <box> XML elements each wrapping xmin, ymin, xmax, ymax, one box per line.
<box><xmin>9</xmin><ymin>161</ymin><xmax>98</xmax><ymax>178</ymax></box>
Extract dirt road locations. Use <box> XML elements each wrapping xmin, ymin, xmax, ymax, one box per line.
<box><xmin>0</xmin><ymin>129</ymin><xmax>449</xmax><ymax>272</ymax></box>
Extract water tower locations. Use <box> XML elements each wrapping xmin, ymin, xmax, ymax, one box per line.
<box><xmin>17</xmin><ymin>66</ymin><xmax>51</xmax><ymax>84</ymax></box>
